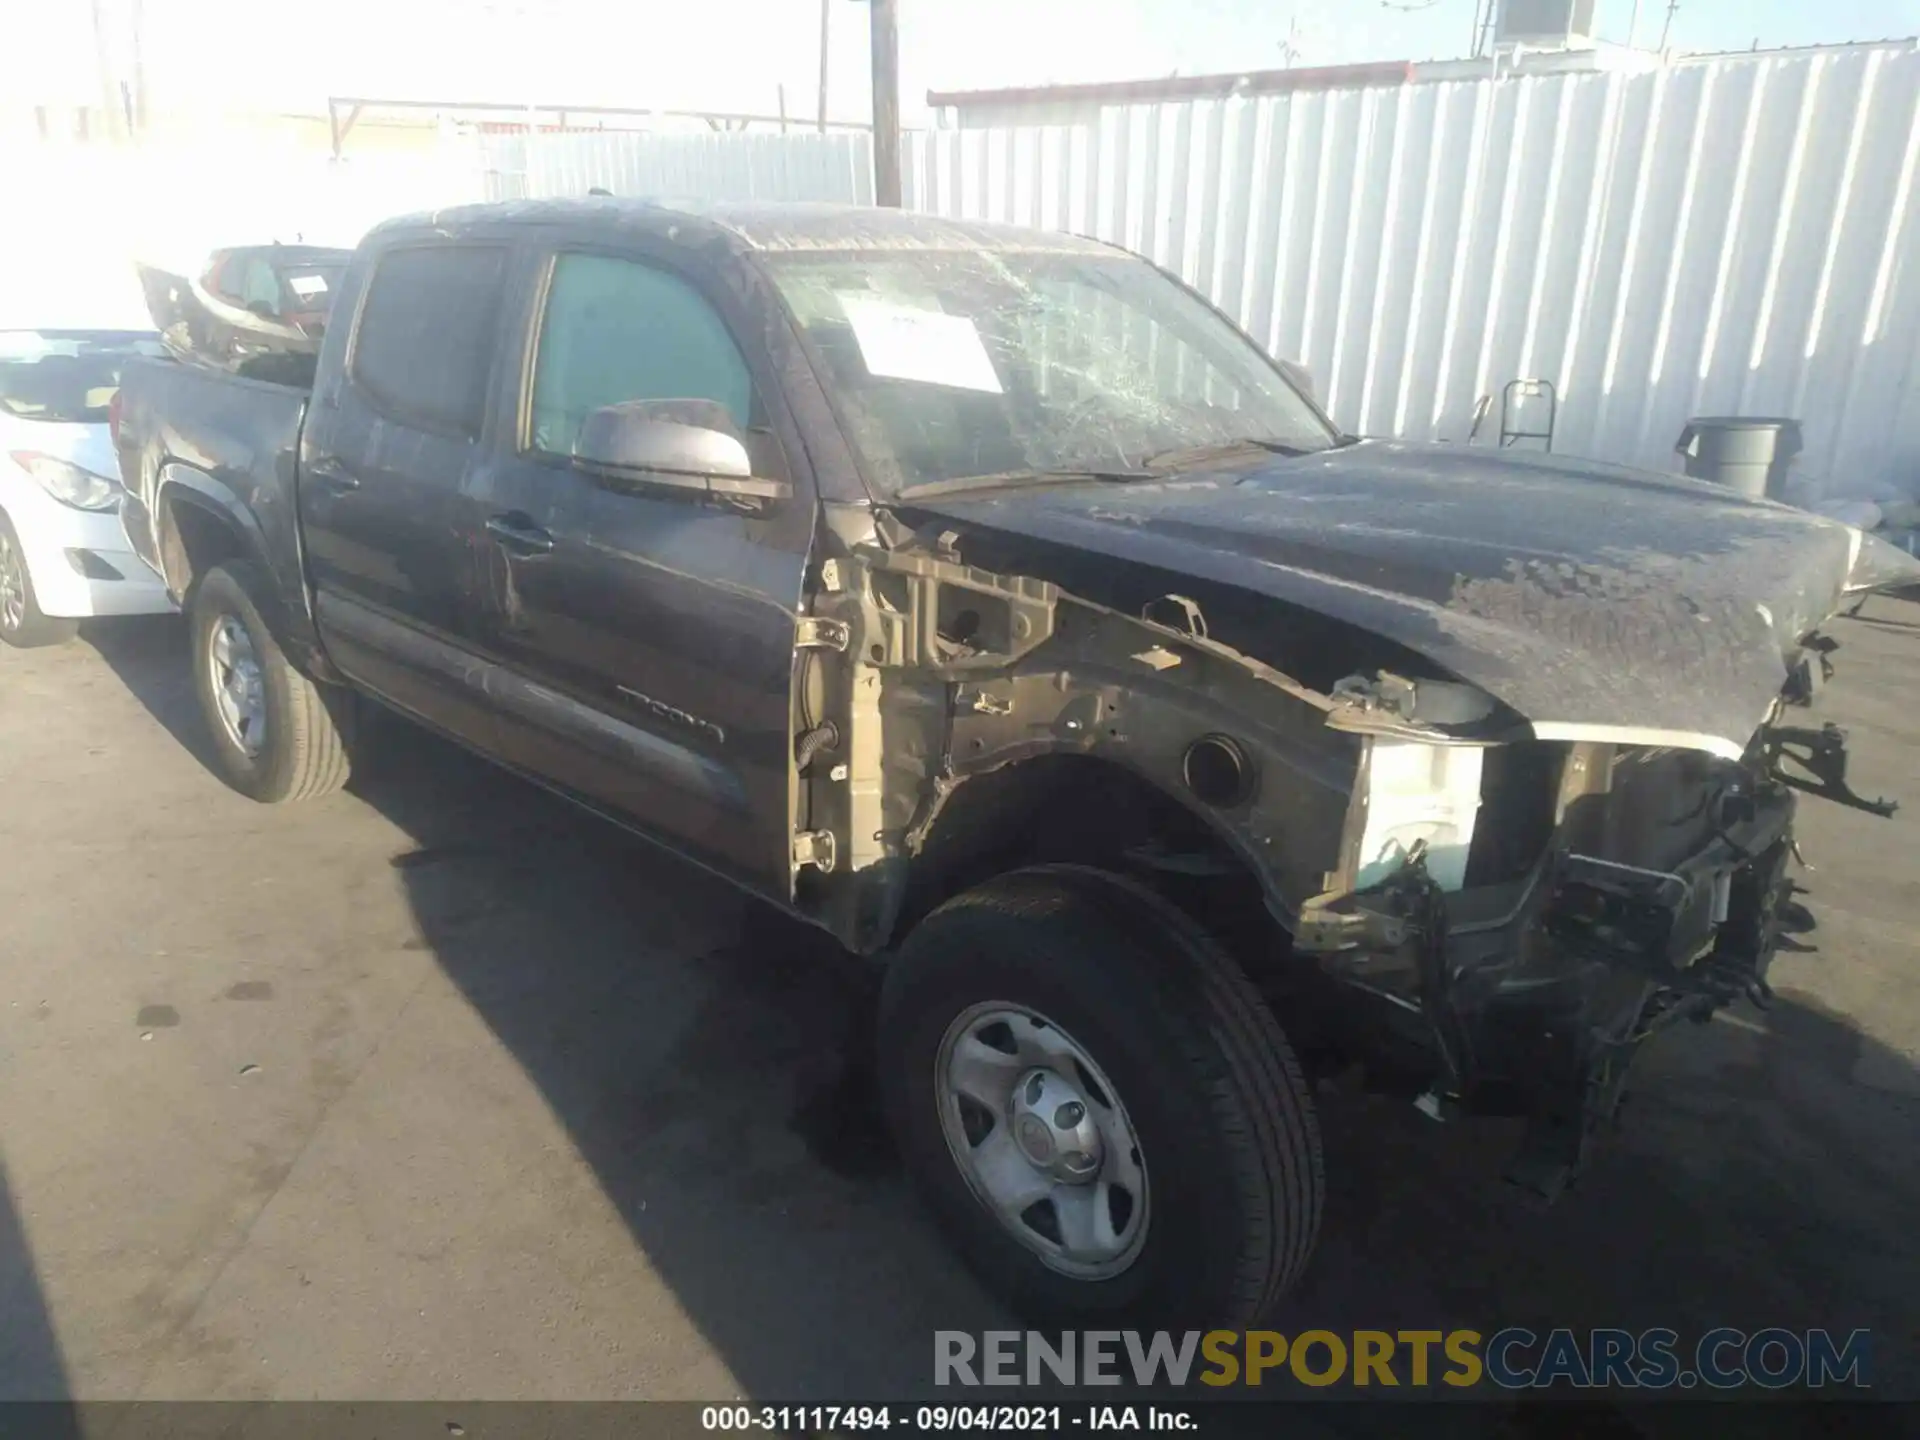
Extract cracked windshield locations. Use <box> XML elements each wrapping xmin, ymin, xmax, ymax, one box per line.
<box><xmin>767</xmin><ymin>249</ymin><xmax>1338</xmax><ymax>496</ymax></box>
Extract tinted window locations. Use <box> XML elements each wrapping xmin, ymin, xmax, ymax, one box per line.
<box><xmin>351</xmin><ymin>246</ymin><xmax>507</xmax><ymax>438</ymax></box>
<box><xmin>238</xmin><ymin>258</ymin><xmax>281</xmax><ymax>312</ymax></box>
<box><xmin>0</xmin><ymin>330</ymin><xmax>168</xmax><ymax>423</ymax></box>
<box><xmin>529</xmin><ymin>253</ymin><xmax>752</xmax><ymax>456</ymax></box>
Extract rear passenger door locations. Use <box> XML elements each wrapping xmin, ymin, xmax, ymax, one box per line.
<box><xmin>301</xmin><ymin>241</ymin><xmax>511</xmax><ymax>747</ymax></box>
<box><xmin>462</xmin><ymin>244</ymin><xmax>816</xmax><ymax>901</ymax></box>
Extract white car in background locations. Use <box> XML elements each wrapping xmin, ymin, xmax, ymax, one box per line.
<box><xmin>0</xmin><ymin>327</ymin><xmax>176</xmax><ymax>646</ymax></box>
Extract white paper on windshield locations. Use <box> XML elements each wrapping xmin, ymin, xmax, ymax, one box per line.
<box><xmin>838</xmin><ymin>295</ymin><xmax>1003</xmax><ymax>394</ymax></box>
<box><xmin>288</xmin><ymin>274</ymin><xmax>330</xmax><ymax>298</ymax></box>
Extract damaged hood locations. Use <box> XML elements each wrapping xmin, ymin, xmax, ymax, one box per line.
<box><xmin>903</xmin><ymin>441</ymin><xmax>1920</xmax><ymax>760</ymax></box>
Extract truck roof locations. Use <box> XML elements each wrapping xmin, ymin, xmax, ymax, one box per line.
<box><xmin>208</xmin><ymin>244</ymin><xmax>354</xmax><ymax>266</ymax></box>
<box><xmin>366</xmin><ymin>198</ymin><xmax>1122</xmax><ymax>259</ymax></box>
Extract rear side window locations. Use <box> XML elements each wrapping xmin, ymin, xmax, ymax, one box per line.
<box><xmin>350</xmin><ymin>245</ymin><xmax>507</xmax><ymax>438</ymax></box>
<box><xmin>206</xmin><ymin>257</ymin><xmax>241</xmax><ymax>301</ymax></box>
<box><xmin>238</xmin><ymin>257</ymin><xmax>280</xmax><ymax>312</ymax></box>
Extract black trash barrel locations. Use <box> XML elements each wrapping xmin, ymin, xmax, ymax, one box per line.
<box><xmin>1675</xmin><ymin>417</ymin><xmax>1803</xmax><ymax>500</ymax></box>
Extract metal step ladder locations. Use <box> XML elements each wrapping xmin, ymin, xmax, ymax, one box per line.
<box><xmin>1499</xmin><ymin>378</ymin><xmax>1557</xmax><ymax>452</ymax></box>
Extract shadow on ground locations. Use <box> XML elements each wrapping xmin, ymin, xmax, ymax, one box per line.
<box><xmin>0</xmin><ymin>1156</ymin><xmax>69</xmax><ymax>1406</ymax></box>
<box><xmin>75</xmin><ymin>603</ymin><xmax>1920</xmax><ymax>1419</ymax></box>
<box><xmin>80</xmin><ymin>616</ymin><xmax>209</xmax><ymax>769</ymax></box>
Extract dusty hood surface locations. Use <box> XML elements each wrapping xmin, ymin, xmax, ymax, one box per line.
<box><xmin>903</xmin><ymin>442</ymin><xmax>1920</xmax><ymax>760</ymax></box>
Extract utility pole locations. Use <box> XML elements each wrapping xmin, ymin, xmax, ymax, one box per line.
<box><xmin>1658</xmin><ymin>0</ymin><xmax>1680</xmax><ymax>51</ymax></box>
<box><xmin>870</xmin><ymin>0</ymin><xmax>901</xmax><ymax>206</ymax></box>
<box><xmin>130</xmin><ymin>0</ymin><xmax>147</xmax><ymax>134</ymax></box>
<box><xmin>818</xmin><ymin>0</ymin><xmax>831</xmax><ymax>133</ymax></box>
<box><xmin>90</xmin><ymin>0</ymin><xmax>120</xmax><ymax>138</ymax></box>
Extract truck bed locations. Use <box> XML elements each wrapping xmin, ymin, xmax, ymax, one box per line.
<box><xmin>114</xmin><ymin>353</ymin><xmax>317</xmax><ymax>657</ymax></box>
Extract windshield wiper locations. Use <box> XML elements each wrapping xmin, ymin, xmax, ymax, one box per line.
<box><xmin>893</xmin><ymin>465</ymin><xmax>1162</xmax><ymax>502</ymax></box>
<box><xmin>1141</xmin><ymin>436</ymin><xmax>1326</xmax><ymax>469</ymax></box>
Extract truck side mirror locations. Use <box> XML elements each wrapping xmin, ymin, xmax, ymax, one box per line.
<box><xmin>574</xmin><ymin>399</ymin><xmax>789</xmax><ymax>509</ymax></box>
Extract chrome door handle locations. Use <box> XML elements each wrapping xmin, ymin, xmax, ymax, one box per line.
<box><xmin>485</xmin><ymin>514</ymin><xmax>554</xmax><ymax>556</ymax></box>
<box><xmin>307</xmin><ymin>459</ymin><xmax>359</xmax><ymax>492</ymax></box>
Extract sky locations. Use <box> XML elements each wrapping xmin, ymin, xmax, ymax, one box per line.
<box><xmin>9</xmin><ymin>0</ymin><xmax>1920</xmax><ymax>124</ymax></box>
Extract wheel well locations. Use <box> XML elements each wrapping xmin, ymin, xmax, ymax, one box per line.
<box><xmin>899</xmin><ymin>754</ymin><xmax>1276</xmax><ymax>951</ymax></box>
<box><xmin>160</xmin><ymin>492</ymin><xmax>245</xmax><ymax>603</ymax></box>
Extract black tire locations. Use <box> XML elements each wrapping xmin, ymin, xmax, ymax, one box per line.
<box><xmin>878</xmin><ymin>864</ymin><xmax>1323</xmax><ymax>1327</ymax></box>
<box><xmin>0</xmin><ymin>512</ymin><xmax>79</xmax><ymax>649</ymax></box>
<box><xmin>189</xmin><ymin>561</ymin><xmax>353</xmax><ymax>803</ymax></box>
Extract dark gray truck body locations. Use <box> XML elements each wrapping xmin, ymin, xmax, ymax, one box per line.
<box><xmin>119</xmin><ymin>363</ymin><xmax>315</xmax><ymax>664</ymax></box>
<box><xmin>114</xmin><ymin>197</ymin><xmax>1918</xmax><ymax>1251</ymax></box>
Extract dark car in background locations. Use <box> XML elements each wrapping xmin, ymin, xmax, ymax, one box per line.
<box><xmin>198</xmin><ymin>244</ymin><xmax>351</xmax><ymax>346</ymax></box>
<box><xmin>135</xmin><ymin>244</ymin><xmax>352</xmax><ymax>378</ymax></box>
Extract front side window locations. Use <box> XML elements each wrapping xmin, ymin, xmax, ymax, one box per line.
<box><xmin>350</xmin><ymin>245</ymin><xmax>507</xmax><ymax>438</ymax></box>
<box><xmin>529</xmin><ymin>253</ymin><xmax>754</xmax><ymax>457</ymax></box>
<box><xmin>764</xmin><ymin>250</ymin><xmax>1336</xmax><ymax>496</ymax></box>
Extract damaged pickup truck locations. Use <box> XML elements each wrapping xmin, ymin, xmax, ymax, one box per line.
<box><xmin>112</xmin><ymin>200</ymin><xmax>1920</xmax><ymax>1326</ymax></box>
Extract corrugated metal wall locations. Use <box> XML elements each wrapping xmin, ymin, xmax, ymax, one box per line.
<box><xmin>905</xmin><ymin>47</ymin><xmax>1920</xmax><ymax>494</ymax></box>
<box><xmin>479</xmin><ymin>47</ymin><xmax>1920</xmax><ymax>496</ymax></box>
<box><xmin>483</xmin><ymin>130</ymin><xmax>874</xmax><ymax>205</ymax></box>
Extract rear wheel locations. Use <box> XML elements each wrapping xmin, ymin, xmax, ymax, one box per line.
<box><xmin>878</xmin><ymin>864</ymin><xmax>1323</xmax><ymax>1327</ymax></box>
<box><xmin>189</xmin><ymin>561</ymin><xmax>353</xmax><ymax>803</ymax></box>
<box><xmin>0</xmin><ymin>513</ymin><xmax>79</xmax><ymax>649</ymax></box>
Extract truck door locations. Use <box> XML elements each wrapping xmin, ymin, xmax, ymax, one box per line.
<box><xmin>300</xmin><ymin>241</ymin><xmax>511</xmax><ymax>748</ymax></box>
<box><xmin>462</xmin><ymin>245</ymin><xmax>816</xmax><ymax>902</ymax></box>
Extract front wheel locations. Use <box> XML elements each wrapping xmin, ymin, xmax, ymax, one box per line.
<box><xmin>878</xmin><ymin>865</ymin><xmax>1324</xmax><ymax>1327</ymax></box>
<box><xmin>0</xmin><ymin>512</ymin><xmax>78</xmax><ymax>649</ymax></box>
<box><xmin>189</xmin><ymin>561</ymin><xmax>353</xmax><ymax>803</ymax></box>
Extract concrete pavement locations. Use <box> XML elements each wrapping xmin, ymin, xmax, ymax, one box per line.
<box><xmin>1</xmin><ymin>600</ymin><xmax>1916</xmax><ymax>1413</ymax></box>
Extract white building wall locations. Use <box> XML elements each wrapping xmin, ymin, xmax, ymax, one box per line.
<box><xmin>903</xmin><ymin>46</ymin><xmax>1920</xmax><ymax>496</ymax></box>
<box><xmin>482</xmin><ymin>130</ymin><xmax>874</xmax><ymax>205</ymax></box>
<box><xmin>29</xmin><ymin>42</ymin><xmax>1892</xmax><ymax>497</ymax></box>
